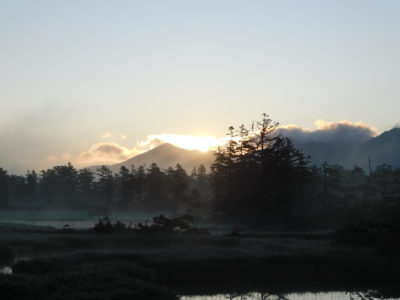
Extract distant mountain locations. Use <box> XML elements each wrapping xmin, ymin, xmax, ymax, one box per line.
<box><xmin>292</xmin><ymin>128</ymin><xmax>400</xmax><ymax>170</ymax></box>
<box><xmin>91</xmin><ymin>128</ymin><xmax>400</xmax><ymax>174</ymax></box>
<box><xmin>106</xmin><ymin>143</ymin><xmax>215</xmax><ymax>173</ymax></box>
<box><xmin>357</xmin><ymin>128</ymin><xmax>400</xmax><ymax>169</ymax></box>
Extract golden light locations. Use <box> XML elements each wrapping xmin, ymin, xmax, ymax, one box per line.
<box><xmin>138</xmin><ymin>133</ymin><xmax>227</xmax><ymax>152</ymax></box>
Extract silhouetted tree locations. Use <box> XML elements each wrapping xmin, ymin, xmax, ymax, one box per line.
<box><xmin>168</xmin><ymin>164</ymin><xmax>188</xmax><ymax>216</ymax></box>
<box><xmin>211</xmin><ymin>114</ymin><xmax>312</xmax><ymax>228</ymax></box>
<box><xmin>0</xmin><ymin>168</ymin><xmax>9</xmax><ymax>207</ymax></box>
<box><xmin>53</xmin><ymin>163</ymin><xmax>78</xmax><ymax>204</ymax></box>
<box><xmin>77</xmin><ymin>168</ymin><xmax>95</xmax><ymax>205</ymax></box>
<box><xmin>116</xmin><ymin>166</ymin><xmax>134</xmax><ymax>207</ymax></box>
<box><xmin>134</xmin><ymin>165</ymin><xmax>145</xmax><ymax>204</ymax></box>
<box><xmin>26</xmin><ymin>170</ymin><xmax>38</xmax><ymax>202</ymax></box>
<box><xmin>40</xmin><ymin>168</ymin><xmax>59</xmax><ymax>204</ymax></box>
<box><xmin>96</xmin><ymin>166</ymin><xmax>114</xmax><ymax>208</ymax></box>
<box><xmin>145</xmin><ymin>163</ymin><xmax>166</xmax><ymax>208</ymax></box>
<box><xmin>7</xmin><ymin>175</ymin><xmax>26</xmax><ymax>205</ymax></box>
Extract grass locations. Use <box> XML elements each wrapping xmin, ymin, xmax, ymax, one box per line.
<box><xmin>0</xmin><ymin>223</ymin><xmax>400</xmax><ymax>299</ymax></box>
<box><xmin>1</xmin><ymin>256</ymin><xmax>177</xmax><ymax>300</ymax></box>
<box><xmin>0</xmin><ymin>245</ymin><xmax>14</xmax><ymax>267</ymax></box>
<box><xmin>2</xmin><ymin>251</ymin><xmax>399</xmax><ymax>299</ymax></box>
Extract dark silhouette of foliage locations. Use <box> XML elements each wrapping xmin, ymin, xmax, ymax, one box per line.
<box><xmin>1</xmin><ymin>113</ymin><xmax>400</xmax><ymax>232</ymax></box>
<box><xmin>97</xmin><ymin>165</ymin><xmax>114</xmax><ymax>208</ymax></box>
<box><xmin>92</xmin><ymin>216</ymin><xmax>127</xmax><ymax>233</ymax></box>
<box><xmin>76</xmin><ymin>168</ymin><xmax>95</xmax><ymax>204</ymax></box>
<box><xmin>167</xmin><ymin>164</ymin><xmax>189</xmax><ymax>216</ymax></box>
<box><xmin>0</xmin><ymin>168</ymin><xmax>9</xmax><ymax>207</ymax></box>
<box><xmin>0</xmin><ymin>245</ymin><xmax>14</xmax><ymax>267</ymax></box>
<box><xmin>152</xmin><ymin>214</ymin><xmax>194</xmax><ymax>232</ymax></box>
<box><xmin>211</xmin><ymin>114</ymin><xmax>312</xmax><ymax>228</ymax></box>
<box><xmin>90</xmin><ymin>214</ymin><xmax>207</xmax><ymax>235</ymax></box>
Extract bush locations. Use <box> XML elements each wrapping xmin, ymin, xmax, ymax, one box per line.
<box><xmin>0</xmin><ymin>245</ymin><xmax>14</xmax><ymax>267</ymax></box>
<box><xmin>92</xmin><ymin>217</ymin><xmax>127</xmax><ymax>233</ymax></box>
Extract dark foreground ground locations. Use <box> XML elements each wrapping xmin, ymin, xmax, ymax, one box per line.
<box><xmin>0</xmin><ymin>223</ymin><xmax>399</xmax><ymax>300</ymax></box>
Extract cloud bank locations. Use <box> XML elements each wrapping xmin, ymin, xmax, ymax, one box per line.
<box><xmin>0</xmin><ymin>116</ymin><xmax>382</xmax><ymax>173</ymax></box>
<box><xmin>75</xmin><ymin>120</ymin><xmax>379</xmax><ymax>167</ymax></box>
<box><xmin>137</xmin><ymin>133</ymin><xmax>226</xmax><ymax>152</ymax></box>
<box><xmin>74</xmin><ymin>134</ymin><xmax>225</xmax><ymax>166</ymax></box>
<box><xmin>76</xmin><ymin>143</ymin><xmax>143</xmax><ymax>165</ymax></box>
<box><xmin>278</xmin><ymin>120</ymin><xmax>379</xmax><ymax>145</ymax></box>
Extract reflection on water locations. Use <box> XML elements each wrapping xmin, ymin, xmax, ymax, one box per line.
<box><xmin>0</xmin><ymin>266</ymin><xmax>12</xmax><ymax>275</ymax></box>
<box><xmin>0</xmin><ymin>210</ymin><xmax>156</xmax><ymax>229</ymax></box>
<box><xmin>181</xmin><ymin>292</ymin><xmax>400</xmax><ymax>300</ymax></box>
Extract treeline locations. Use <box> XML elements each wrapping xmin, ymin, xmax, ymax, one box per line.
<box><xmin>1</xmin><ymin>114</ymin><xmax>400</xmax><ymax>229</ymax></box>
<box><xmin>211</xmin><ymin>115</ymin><xmax>400</xmax><ymax>229</ymax></box>
<box><xmin>0</xmin><ymin>163</ymin><xmax>212</xmax><ymax>217</ymax></box>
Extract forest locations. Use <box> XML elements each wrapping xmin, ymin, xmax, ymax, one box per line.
<box><xmin>1</xmin><ymin>114</ymin><xmax>400</xmax><ymax>231</ymax></box>
<box><xmin>1</xmin><ymin>115</ymin><xmax>400</xmax><ymax>300</ymax></box>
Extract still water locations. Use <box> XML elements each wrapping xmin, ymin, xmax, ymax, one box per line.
<box><xmin>0</xmin><ymin>266</ymin><xmax>12</xmax><ymax>274</ymax></box>
<box><xmin>0</xmin><ymin>210</ymin><xmax>155</xmax><ymax>229</ymax></box>
<box><xmin>181</xmin><ymin>292</ymin><xmax>399</xmax><ymax>300</ymax></box>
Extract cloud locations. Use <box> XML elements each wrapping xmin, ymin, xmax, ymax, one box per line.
<box><xmin>137</xmin><ymin>133</ymin><xmax>227</xmax><ymax>152</ymax></box>
<box><xmin>75</xmin><ymin>120</ymin><xmax>380</xmax><ymax>166</ymax></box>
<box><xmin>76</xmin><ymin>142</ymin><xmax>143</xmax><ymax>165</ymax></box>
<box><xmin>120</xmin><ymin>134</ymin><xmax>127</xmax><ymax>140</ymax></box>
<box><xmin>0</xmin><ymin>107</ymin><xmax>382</xmax><ymax>174</ymax></box>
<box><xmin>75</xmin><ymin>133</ymin><xmax>228</xmax><ymax>166</ymax></box>
<box><xmin>278</xmin><ymin>120</ymin><xmax>379</xmax><ymax>145</ymax></box>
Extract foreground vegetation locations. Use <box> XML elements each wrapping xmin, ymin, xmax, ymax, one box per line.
<box><xmin>1</xmin><ymin>114</ymin><xmax>400</xmax><ymax>232</ymax></box>
<box><xmin>0</xmin><ymin>218</ymin><xmax>400</xmax><ymax>300</ymax></box>
<box><xmin>1</xmin><ymin>114</ymin><xmax>400</xmax><ymax>298</ymax></box>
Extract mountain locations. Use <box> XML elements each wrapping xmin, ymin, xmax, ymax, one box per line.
<box><xmin>108</xmin><ymin>143</ymin><xmax>215</xmax><ymax>173</ymax></box>
<box><xmin>292</xmin><ymin>128</ymin><xmax>400</xmax><ymax>170</ymax></box>
<box><xmin>357</xmin><ymin>128</ymin><xmax>400</xmax><ymax>169</ymax></box>
<box><xmin>91</xmin><ymin>128</ymin><xmax>400</xmax><ymax>174</ymax></box>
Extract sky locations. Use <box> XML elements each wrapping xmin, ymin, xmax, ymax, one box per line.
<box><xmin>0</xmin><ymin>0</ymin><xmax>400</xmax><ymax>173</ymax></box>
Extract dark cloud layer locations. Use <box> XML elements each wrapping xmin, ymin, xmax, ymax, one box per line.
<box><xmin>278</xmin><ymin>120</ymin><xmax>379</xmax><ymax>145</ymax></box>
<box><xmin>0</xmin><ymin>115</ymin><xmax>383</xmax><ymax>174</ymax></box>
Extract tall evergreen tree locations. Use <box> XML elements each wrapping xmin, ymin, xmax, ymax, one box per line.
<box><xmin>168</xmin><ymin>164</ymin><xmax>188</xmax><ymax>216</ymax></box>
<box><xmin>0</xmin><ymin>168</ymin><xmax>9</xmax><ymax>207</ymax></box>
<box><xmin>77</xmin><ymin>168</ymin><xmax>95</xmax><ymax>205</ymax></box>
<box><xmin>97</xmin><ymin>166</ymin><xmax>114</xmax><ymax>208</ymax></box>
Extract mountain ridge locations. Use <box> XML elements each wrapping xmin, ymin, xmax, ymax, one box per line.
<box><xmin>91</xmin><ymin>143</ymin><xmax>215</xmax><ymax>173</ymax></box>
<box><xmin>89</xmin><ymin>128</ymin><xmax>400</xmax><ymax>173</ymax></box>
<box><xmin>294</xmin><ymin>127</ymin><xmax>400</xmax><ymax>170</ymax></box>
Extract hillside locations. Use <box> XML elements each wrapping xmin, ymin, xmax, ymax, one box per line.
<box><xmin>90</xmin><ymin>128</ymin><xmax>400</xmax><ymax>174</ymax></box>
<box><xmin>108</xmin><ymin>143</ymin><xmax>215</xmax><ymax>173</ymax></box>
<box><xmin>292</xmin><ymin>128</ymin><xmax>400</xmax><ymax>170</ymax></box>
<box><xmin>357</xmin><ymin>128</ymin><xmax>400</xmax><ymax>169</ymax></box>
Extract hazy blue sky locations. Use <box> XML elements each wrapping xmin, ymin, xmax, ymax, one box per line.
<box><xmin>1</xmin><ymin>0</ymin><xmax>399</xmax><ymax>172</ymax></box>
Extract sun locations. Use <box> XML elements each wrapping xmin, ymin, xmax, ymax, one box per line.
<box><xmin>175</xmin><ymin>135</ymin><xmax>219</xmax><ymax>152</ymax></box>
<box><xmin>141</xmin><ymin>134</ymin><xmax>226</xmax><ymax>152</ymax></box>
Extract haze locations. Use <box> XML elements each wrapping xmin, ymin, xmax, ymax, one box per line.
<box><xmin>1</xmin><ymin>0</ymin><xmax>400</xmax><ymax>172</ymax></box>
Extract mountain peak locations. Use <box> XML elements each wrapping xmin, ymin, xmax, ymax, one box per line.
<box><xmin>152</xmin><ymin>143</ymin><xmax>181</xmax><ymax>151</ymax></box>
<box><xmin>366</xmin><ymin>127</ymin><xmax>400</xmax><ymax>146</ymax></box>
<box><xmin>109</xmin><ymin>143</ymin><xmax>214</xmax><ymax>173</ymax></box>
<box><xmin>385</xmin><ymin>127</ymin><xmax>400</xmax><ymax>136</ymax></box>
<box><xmin>155</xmin><ymin>142</ymin><xmax>176</xmax><ymax>148</ymax></box>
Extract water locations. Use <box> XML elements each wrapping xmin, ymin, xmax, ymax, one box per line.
<box><xmin>0</xmin><ymin>210</ymin><xmax>156</xmax><ymax>229</ymax></box>
<box><xmin>0</xmin><ymin>266</ymin><xmax>12</xmax><ymax>275</ymax></box>
<box><xmin>181</xmin><ymin>292</ymin><xmax>400</xmax><ymax>300</ymax></box>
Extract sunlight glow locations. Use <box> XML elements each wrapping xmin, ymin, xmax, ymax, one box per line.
<box><xmin>138</xmin><ymin>133</ymin><xmax>228</xmax><ymax>152</ymax></box>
